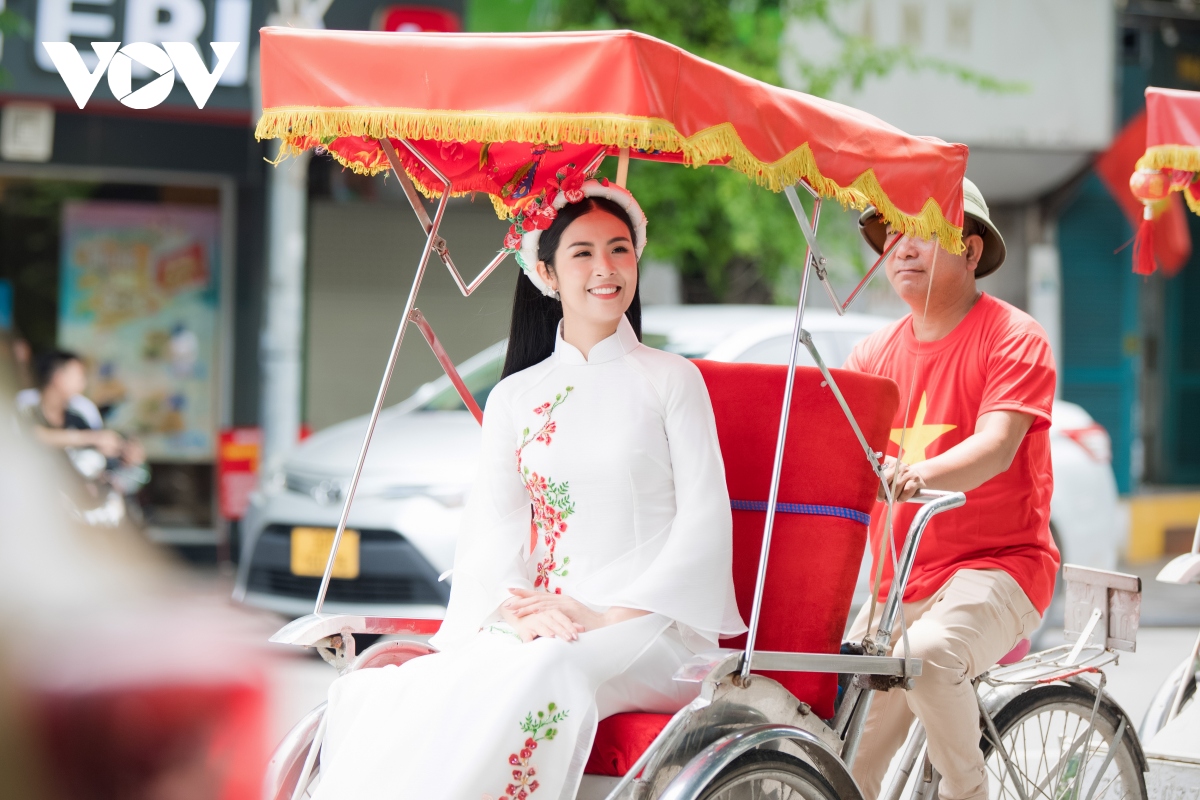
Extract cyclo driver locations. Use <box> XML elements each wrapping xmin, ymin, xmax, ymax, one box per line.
<box><xmin>843</xmin><ymin>178</ymin><xmax>1060</xmax><ymax>800</ymax></box>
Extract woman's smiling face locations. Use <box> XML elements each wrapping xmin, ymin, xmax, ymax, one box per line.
<box><xmin>537</xmin><ymin>208</ymin><xmax>638</xmax><ymax>329</ymax></box>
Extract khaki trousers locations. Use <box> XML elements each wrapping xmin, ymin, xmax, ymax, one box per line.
<box><xmin>846</xmin><ymin>569</ymin><xmax>1042</xmax><ymax>800</ymax></box>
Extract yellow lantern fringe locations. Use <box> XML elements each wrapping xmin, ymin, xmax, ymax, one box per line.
<box><xmin>1137</xmin><ymin>144</ymin><xmax>1200</xmax><ymax>174</ymax></box>
<box><xmin>257</xmin><ymin>106</ymin><xmax>964</xmax><ymax>252</ymax></box>
<box><xmin>1136</xmin><ymin>145</ymin><xmax>1200</xmax><ymax>216</ymax></box>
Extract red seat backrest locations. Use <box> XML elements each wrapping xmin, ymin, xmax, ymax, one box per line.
<box><xmin>695</xmin><ymin>360</ymin><xmax>898</xmax><ymax>719</ymax></box>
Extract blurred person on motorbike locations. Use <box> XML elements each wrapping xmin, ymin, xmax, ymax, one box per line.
<box><xmin>20</xmin><ymin>350</ymin><xmax>148</xmax><ymax>509</ymax></box>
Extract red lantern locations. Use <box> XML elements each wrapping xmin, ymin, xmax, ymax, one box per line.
<box><xmin>1129</xmin><ymin>169</ymin><xmax>1170</xmax><ymax>275</ymax></box>
<box><xmin>1129</xmin><ymin>168</ymin><xmax>1170</xmax><ymax>203</ymax></box>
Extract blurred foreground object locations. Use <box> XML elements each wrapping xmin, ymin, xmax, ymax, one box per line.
<box><xmin>0</xmin><ymin>335</ymin><xmax>272</xmax><ymax>800</ymax></box>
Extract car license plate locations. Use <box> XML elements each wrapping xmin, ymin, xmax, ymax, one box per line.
<box><xmin>290</xmin><ymin>527</ymin><xmax>360</xmax><ymax>579</ymax></box>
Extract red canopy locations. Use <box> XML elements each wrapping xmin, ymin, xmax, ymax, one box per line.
<box><xmin>256</xmin><ymin>27</ymin><xmax>967</xmax><ymax>249</ymax></box>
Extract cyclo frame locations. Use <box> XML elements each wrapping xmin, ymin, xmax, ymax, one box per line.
<box><xmin>271</xmin><ymin>140</ymin><xmax>967</xmax><ymax>800</ymax></box>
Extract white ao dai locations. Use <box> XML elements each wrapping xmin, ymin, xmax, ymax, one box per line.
<box><xmin>313</xmin><ymin>317</ymin><xmax>745</xmax><ymax>800</ymax></box>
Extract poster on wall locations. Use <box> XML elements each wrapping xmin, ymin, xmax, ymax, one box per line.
<box><xmin>58</xmin><ymin>201</ymin><xmax>221</xmax><ymax>462</ymax></box>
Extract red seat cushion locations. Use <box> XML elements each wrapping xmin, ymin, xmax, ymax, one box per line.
<box><xmin>584</xmin><ymin>713</ymin><xmax>672</xmax><ymax>776</ymax></box>
<box><xmin>581</xmin><ymin>362</ymin><xmax>898</xmax><ymax>777</ymax></box>
<box><xmin>698</xmin><ymin>361</ymin><xmax>898</xmax><ymax>719</ymax></box>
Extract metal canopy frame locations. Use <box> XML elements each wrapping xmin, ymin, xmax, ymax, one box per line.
<box><xmin>302</xmin><ymin>143</ymin><xmax>957</xmax><ymax>699</ymax></box>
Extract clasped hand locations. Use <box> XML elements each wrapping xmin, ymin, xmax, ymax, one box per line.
<box><xmin>500</xmin><ymin>586</ymin><xmax>652</xmax><ymax>643</ymax></box>
<box><xmin>499</xmin><ymin>588</ymin><xmax>601</xmax><ymax>642</ymax></box>
<box><xmin>878</xmin><ymin>456</ymin><xmax>927</xmax><ymax>503</ymax></box>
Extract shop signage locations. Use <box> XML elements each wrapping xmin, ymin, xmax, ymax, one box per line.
<box><xmin>42</xmin><ymin>41</ymin><xmax>240</xmax><ymax>109</ymax></box>
<box><xmin>373</xmin><ymin>5</ymin><xmax>460</xmax><ymax>32</ymax></box>
<box><xmin>34</xmin><ymin>0</ymin><xmax>253</xmax><ymax>86</ymax></box>
<box><xmin>0</xmin><ymin>0</ymin><xmax>261</xmax><ymax>116</ymax></box>
<box><xmin>58</xmin><ymin>200</ymin><xmax>223</xmax><ymax>462</ymax></box>
<box><xmin>217</xmin><ymin>427</ymin><xmax>260</xmax><ymax>520</ymax></box>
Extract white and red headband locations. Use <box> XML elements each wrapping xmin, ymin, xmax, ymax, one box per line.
<box><xmin>501</xmin><ymin>176</ymin><xmax>648</xmax><ymax>299</ymax></box>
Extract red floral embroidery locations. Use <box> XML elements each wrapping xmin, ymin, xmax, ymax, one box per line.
<box><xmin>488</xmin><ymin>703</ymin><xmax>568</xmax><ymax>800</ymax></box>
<box><xmin>544</xmin><ymin>164</ymin><xmax>587</xmax><ymax>207</ymax></box>
<box><xmin>516</xmin><ymin>388</ymin><xmax>575</xmax><ymax>594</ymax></box>
<box><xmin>499</xmin><ymin>162</ymin><xmax>594</xmax><ymax>255</ymax></box>
<box><xmin>503</xmin><ymin>225</ymin><xmax>523</xmax><ymax>251</ymax></box>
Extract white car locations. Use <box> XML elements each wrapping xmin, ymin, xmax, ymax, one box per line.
<box><xmin>234</xmin><ymin>306</ymin><xmax>1122</xmax><ymax>618</ymax></box>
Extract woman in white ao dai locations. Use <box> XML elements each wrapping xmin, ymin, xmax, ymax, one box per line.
<box><xmin>313</xmin><ymin>180</ymin><xmax>745</xmax><ymax>800</ymax></box>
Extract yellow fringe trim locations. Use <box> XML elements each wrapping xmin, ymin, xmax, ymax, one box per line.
<box><xmin>1137</xmin><ymin>144</ymin><xmax>1200</xmax><ymax>174</ymax></box>
<box><xmin>1183</xmin><ymin>187</ymin><xmax>1200</xmax><ymax>217</ymax></box>
<box><xmin>258</xmin><ymin>106</ymin><xmax>964</xmax><ymax>252</ymax></box>
<box><xmin>1135</xmin><ymin>146</ymin><xmax>1200</xmax><ymax>216</ymax></box>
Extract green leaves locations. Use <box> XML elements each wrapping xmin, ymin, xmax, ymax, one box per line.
<box><xmin>0</xmin><ymin>9</ymin><xmax>32</xmax><ymax>37</ymax></box>
<box><xmin>544</xmin><ymin>479</ymin><xmax>575</xmax><ymax>518</ymax></box>
<box><xmin>519</xmin><ymin>702</ymin><xmax>571</xmax><ymax>741</ymax></box>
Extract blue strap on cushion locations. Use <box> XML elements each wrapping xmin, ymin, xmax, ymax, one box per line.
<box><xmin>730</xmin><ymin>499</ymin><xmax>871</xmax><ymax>526</ymax></box>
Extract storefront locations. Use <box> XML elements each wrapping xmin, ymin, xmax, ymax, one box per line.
<box><xmin>0</xmin><ymin>0</ymin><xmax>464</xmax><ymax>547</ymax></box>
<box><xmin>0</xmin><ymin>0</ymin><xmax>267</xmax><ymax>544</ymax></box>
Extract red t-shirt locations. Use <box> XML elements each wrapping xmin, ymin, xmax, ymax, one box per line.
<box><xmin>844</xmin><ymin>293</ymin><xmax>1060</xmax><ymax>613</ymax></box>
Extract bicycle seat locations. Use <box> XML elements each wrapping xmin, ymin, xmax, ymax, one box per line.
<box><xmin>997</xmin><ymin>638</ymin><xmax>1031</xmax><ymax>665</ymax></box>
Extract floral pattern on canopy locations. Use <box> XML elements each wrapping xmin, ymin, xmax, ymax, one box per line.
<box><xmin>255</xmin><ymin>27</ymin><xmax>969</xmax><ymax>252</ymax></box>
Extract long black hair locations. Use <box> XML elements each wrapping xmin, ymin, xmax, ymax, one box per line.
<box><xmin>501</xmin><ymin>196</ymin><xmax>642</xmax><ymax>378</ymax></box>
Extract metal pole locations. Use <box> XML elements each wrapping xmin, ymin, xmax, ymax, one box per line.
<box><xmin>408</xmin><ymin>308</ymin><xmax>484</xmax><ymax>425</ymax></box>
<box><xmin>874</xmin><ymin>491</ymin><xmax>966</xmax><ymax>646</ymax></box>
<box><xmin>259</xmin><ymin>145</ymin><xmax>310</xmax><ymax>472</ymax></box>
<box><xmin>312</xmin><ymin>183</ymin><xmax>453</xmax><ymax>614</ymax></box>
<box><xmin>257</xmin><ymin>0</ymin><xmax>330</xmax><ymax>472</ymax></box>
<box><xmin>839</xmin><ymin>689</ymin><xmax>875</xmax><ymax>767</ymax></box>
<box><xmin>739</xmin><ymin>191</ymin><xmax>821</xmax><ymax>680</ymax></box>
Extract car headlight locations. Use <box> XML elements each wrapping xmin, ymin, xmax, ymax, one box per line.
<box><xmin>260</xmin><ymin>464</ymin><xmax>287</xmax><ymax>494</ymax></box>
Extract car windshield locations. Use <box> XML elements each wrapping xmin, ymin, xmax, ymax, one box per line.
<box><xmin>730</xmin><ymin>330</ymin><xmax>859</xmax><ymax>368</ymax></box>
<box><xmin>418</xmin><ymin>353</ymin><xmax>505</xmax><ymax>412</ymax></box>
<box><xmin>413</xmin><ymin>327</ymin><xmax>875</xmax><ymax>413</ymax></box>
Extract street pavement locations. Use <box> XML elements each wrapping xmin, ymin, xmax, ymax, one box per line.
<box><xmin>193</xmin><ymin>557</ymin><xmax>1200</xmax><ymax>758</ymax></box>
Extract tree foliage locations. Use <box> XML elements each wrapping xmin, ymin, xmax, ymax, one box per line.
<box><xmin>554</xmin><ymin>1</ymin><xmax>809</xmax><ymax>302</ymax></box>
<box><xmin>468</xmin><ymin>0</ymin><xmax>1019</xmax><ymax>303</ymax></box>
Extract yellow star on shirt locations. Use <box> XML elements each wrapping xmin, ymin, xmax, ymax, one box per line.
<box><xmin>890</xmin><ymin>392</ymin><xmax>956</xmax><ymax>464</ymax></box>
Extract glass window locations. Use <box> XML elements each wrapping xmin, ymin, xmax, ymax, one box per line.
<box><xmin>418</xmin><ymin>354</ymin><xmax>505</xmax><ymax>412</ymax></box>
<box><xmin>732</xmin><ymin>330</ymin><xmax>875</xmax><ymax>368</ymax></box>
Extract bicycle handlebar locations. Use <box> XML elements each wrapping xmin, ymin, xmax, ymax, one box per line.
<box><xmin>871</xmin><ymin>490</ymin><xmax>967</xmax><ymax>650</ymax></box>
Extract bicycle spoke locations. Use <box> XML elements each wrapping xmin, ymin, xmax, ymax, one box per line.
<box><xmin>1004</xmin><ymin>719</ymin><xmax>1063</xmax><ymax>800</ymax></box>
<box><xmin>983</xmin><ymin>694</ymin><xmax>1139</xmax><ymax>800</ymax></box>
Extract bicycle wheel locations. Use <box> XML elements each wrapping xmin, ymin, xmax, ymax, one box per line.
<box><xmin>698</xmin><ymin>751</ymin><xmax>840</xmax><ymax>800</ymax></box>
<box><xmin>981</xmin><ymin>683</ymin><xmax>1146</xmax><ymax>800</ymax></box>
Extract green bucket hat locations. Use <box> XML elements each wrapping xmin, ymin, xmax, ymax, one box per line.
<box><xmin>857</xmin><ymin>177</ymin><xmax>1006</xmax><ymax>279</ymax></box>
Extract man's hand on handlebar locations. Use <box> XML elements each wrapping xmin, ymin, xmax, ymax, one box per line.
<box><xmin>878</xmin><ymin>456</ymin><xmax>927</xmax><ymax>503</ymax></box>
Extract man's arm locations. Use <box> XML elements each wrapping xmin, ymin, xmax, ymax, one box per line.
<box><xmin>31</xmin><ymin>426</ymin><xmax>125</xmax><ymax>456</ymax></box>
<box><xmin>884</xmin><ymin>410</ymin><xmax>1035</xmax><ymax>501</ymax></box>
